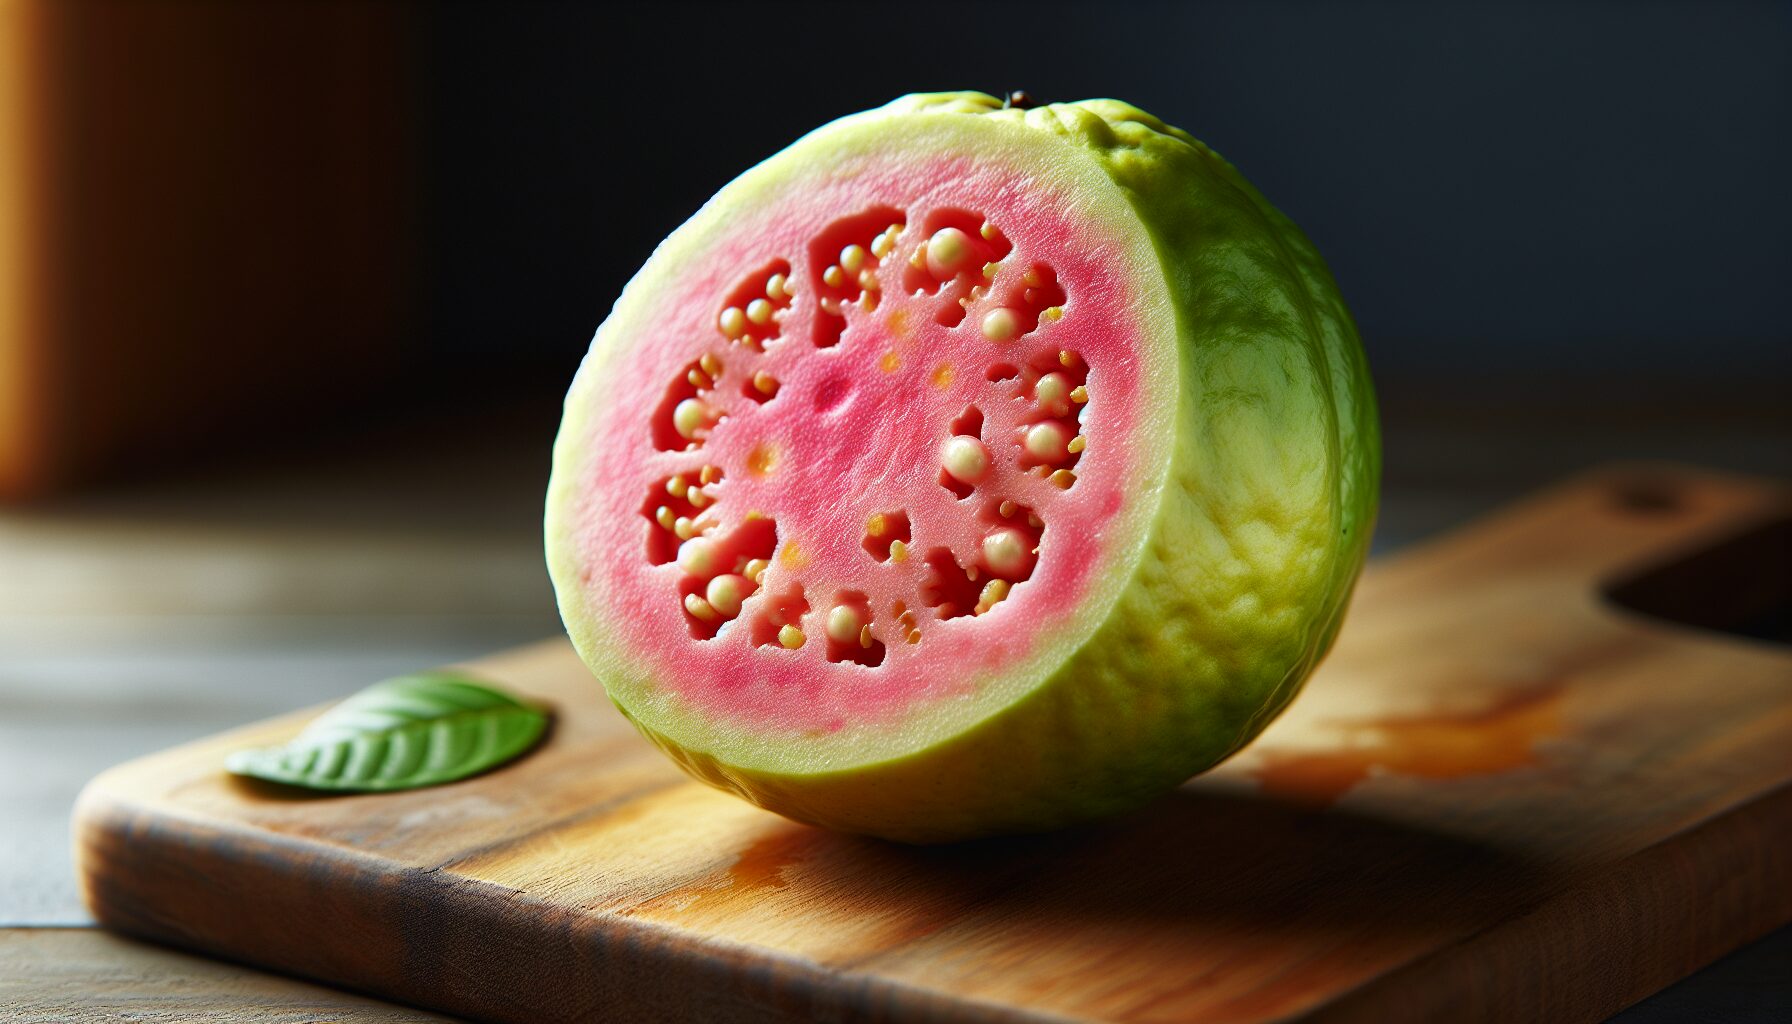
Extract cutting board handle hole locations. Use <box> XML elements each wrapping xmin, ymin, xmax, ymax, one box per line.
<box><xmin>1603</xmin><ymin>511</ymin><xmax>1792</xmax><ymax>647</ymax></box>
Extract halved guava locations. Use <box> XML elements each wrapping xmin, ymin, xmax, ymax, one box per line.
<box><xmin>546</xmin><ymin>92</ymin><xmax>1378</xmax><ymax>842</ymax></box>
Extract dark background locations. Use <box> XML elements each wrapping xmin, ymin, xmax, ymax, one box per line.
<box><xmin>420</xmin><ymin>1</ymin><xmax>1791</xmax><ymax>390</ymax></box>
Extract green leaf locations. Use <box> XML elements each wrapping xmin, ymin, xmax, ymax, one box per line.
<box><xmin>225</xmin><ymin>671</ymin><xmax>549</xmax><ymax>792</ymax></box>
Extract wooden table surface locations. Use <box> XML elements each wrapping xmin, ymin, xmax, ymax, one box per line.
<box><xmin>4</xmin><ymin>390</ymin><xmax>1789</xmax><ymax>1022</ymax></box>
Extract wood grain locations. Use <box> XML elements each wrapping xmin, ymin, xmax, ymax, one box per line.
<box><xmin>0</xmin><ymin>928</ymin><xmax>458</xmax><ymax>1023</ymax></box>
<box><xmin>72</xmin><ymin>465</ymin><xmax>1792</xmax><ymax>1023</ymax></box>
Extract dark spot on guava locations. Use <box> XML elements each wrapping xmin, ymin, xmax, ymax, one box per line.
<box><xmin>813</xmin><ymin>373</ymin><xmax>853</xmax><ymax>414</ymax></box>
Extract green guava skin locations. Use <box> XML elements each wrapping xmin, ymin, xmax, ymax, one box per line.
<box><xmin>548</xmin><ymin>92</ymin><xmax>1378</xmax><ymax>843</ymax></box>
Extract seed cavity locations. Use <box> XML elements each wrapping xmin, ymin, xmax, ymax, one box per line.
<box><xmin>750</xmin><ymin>584</ymin><xmax>810</xmax><ymax>648</ymax></box>
<box><xmin>1012</xmin><ymin>349</ymin><xmax>1089</xmax><ymax>480</ymax></box>
<box><xmin>810</xmin><ymin>207</ymin><xmax>905</xmax><ymax>348</ymax></box>
<box><xmin>742</xmin><ymin>370</ymin><xmax>780</xmax><ymax>404</ymax></box>
<box><xmin>862</xmin><ymin>510</ymin><xmax>913</xmax><ymax>562</ymax></box>
<box><xmin>938</xmin><ymin>406</ymin><xmax>987</xmax><ymax>499</ymax></box>
<box><xmin>901</xmin><ymin>209</ymin><xmax>1013</xmax><ymax>328</ymax></box>
<box><xmin>823</xmin><ymin>591</ymin><xmax>885</xmax><ymax>666</ymax></box>
<box><xmin>921</xmin><ymin>548</ymin><xmax>983</xmax><ymax>620</ymax></box>
<box><xmin>674</xmin><ymin>516</ymin><xmax>778</xmax><ymax>639</ymax></box>
<box><xmin>717</xmin><ymin>259</ymin><xmax>794</xmax><ymax>350</ymax></box>
<box><xmin>642</xmin><ymin>470</ymin><xmax>724</xmax><ymax>564</ymax></box>
<box><xmin>979</xmin><ymin>262</ymin><xmax>1066</xmax><ymax>343</ymax></box>
<box><xmin>979</xmin><ymin>500</ymin><xmax>1044</xmax><ymax>589</ymax></box>
<box><xmin>653</xmin><ymin>359</ymin><xmax>729</xmax><ymax>452</ymax></box>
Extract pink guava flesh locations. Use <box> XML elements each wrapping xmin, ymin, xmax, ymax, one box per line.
<box><xmin>561</xmin><ymin>153</ymin><xmax>1153</xmax><ymax>736</ymax></box>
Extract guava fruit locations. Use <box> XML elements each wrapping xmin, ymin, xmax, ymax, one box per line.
<box><xmin>545</xmin><ymin>91</ymin><xmax>1378</xmax><ymax>843</ymax></box>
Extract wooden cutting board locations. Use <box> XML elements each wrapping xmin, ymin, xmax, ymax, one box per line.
<box><xmin>74</xmin><ymin>465</ymin><xmax>1792</xmax><ymax>1024</ymax></box>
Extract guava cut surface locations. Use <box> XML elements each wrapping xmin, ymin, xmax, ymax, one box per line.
<box><xmin>545</xmin><ymin>92</ymin><xmax>1378</xmax><ymax>842</ymax></box>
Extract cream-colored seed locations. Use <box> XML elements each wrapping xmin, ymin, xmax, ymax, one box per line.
<box><xmin>677</xmin><ymin>537</ymin><xmax>720</xmax><ymax>576</ymax></box>
<box><xmin>686</xmin><ymin>369</ymin><xmax>706</xmax><ymax>389</ymax></box>
<box><xmin>672</xmin><ymin>398</ymin><xmax>715</xmax><ymax>440</ymax></box>
<box><xmin>840</xmin><ymin>244</ymin><xmax>866</xmax><ymax>274</ymax></box>
<box><xmin>941</xmin><ymin>435</ymin><xmax>992</xmax><ymax>484</ymax></box>
<box><xmin>1025</xmin><ymin>421</ymin><xmax>1071</xmax><ymax>462</ymax></box>
<box><xmin>743</xmin><ymin>557</ymin><xmax>769</xmax><ymax>583</ymax></box>
<box><xmin>686</xmin><ymin>488</ymin><xmax>709</xmax><ymax>509</ymax></box>
<box><xmin>746</xmin><ymin>298</ymin><xmax>773</xmax><ymax>325</ymax></box>
<box><xmin>982</xmin><ymin>527</ymin><xmax>1033</xmax><ymax>579</ymax></box>
<box><xmin>859</xmin><ymin>269</ymin><xmax>879</xmax><ymax>291</ymax></box>
<box><xmin>825</xmin><ymin>604</ymin><xmax>864</xmax><ymax>644</ymax></box>
<box><xmin>765</xmin><ymin>273</ymin><xmax>787</xmax><ymax>301</ymax></box>
<box><xmin>998</xmin><ymin>499</ymin><xmax>1018</xmax><ymax>519</ymax></box>
<box><xmin>871</xmin><ymin>233</ymin><xmax>894</xmax><ymax>259</ymax></box>
<box><xmin>699</xmin><ymin>353</ymin><xmax>722</xmax><ymax>377</ymax></box>
<box><xmin>982</xmin><ymin>260</ymin><xmax>1001</xmax><ymax>279</ymax></box>
<box><xmin>719</xmin><ymin>307</ymin><xmax>746</xmax><ymax>338</ymax></box>
<box><xmin>1050</xmin><ymin>469</ymin><xmax>1077</xmax><ymax>489</ymax></box>
<box><xmin>981</xmin><ymin>308</ymin><xmax>1021</xmax><ymax>343</ymax></box>
<box><xmin>1067</xmin><ymin>434</ymin><xmax>1086</xmax><ymax>455</ymax></box>
<box><xmin>778</xmin><ymin>624</ymin><xmax>806</xmax><ymax>650</ymax></box>
<box><xmin>654</xmin><ymin>506</ymin><xmax>674</xmax><ymax>530</ymax></box>
<box><xmin>705</xmin><ymin>574</ymin><xmax>750</xmax><ymax>617</ymax></box>
<box><xmin>1042</xmin><ymin>306</ymin><xmax>1064</xmax><ymax>322</ymax></box>
<box><xmin>1070</xmin><ymin>384</ymin><xmax>1089</xmax><ymax>404</ymax></box>
<box><xmin>889</xmin><ymin>539</ymin><xmax>909</xmax><ymax>563</ymax></box>
<box><xmin>752</xmin><ymin>371</ymin><xmax>778</xmax><ymax>395</ymax></box>
<box><xmin>666</xmin><ymin>474</ymin><xmax>688</xmax><ymax>499</ymax></box>
<box><xmin>925</xmin><ymin>227</ymin><xmax>973</xmax><ymax>279</ymax></box>
<box><xmin>684</xmin><ymin>594</ymin><xmax>717</xmax><ymax>621</ymax></box>
<box><xmin>673</xmin><ymin>516</ymin><xmax>695</xmax><ymax>540</ymax></box>
<box><xmin>1034</xmin><ymin>372</ymin><xmax>1072</xmax><ymax>416</ymax></box>
<box><xmin>979</xmin><ymin>221</ymin><xmax>998</xmax><ymax>240</ymax></box>
<box><xmin>699</xmin><ymin>464</ymin><xmax>721</xmax><ymax>485</ymax></box>
<box><xmin>823</xmin><ymin>265</ymin><xmax>845</xmax><ymax>288</ymax></box>
<box><xmin>859</xmin><ymin>624</ymin><xmax>873</xmax><ymax>648</ymax></box>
